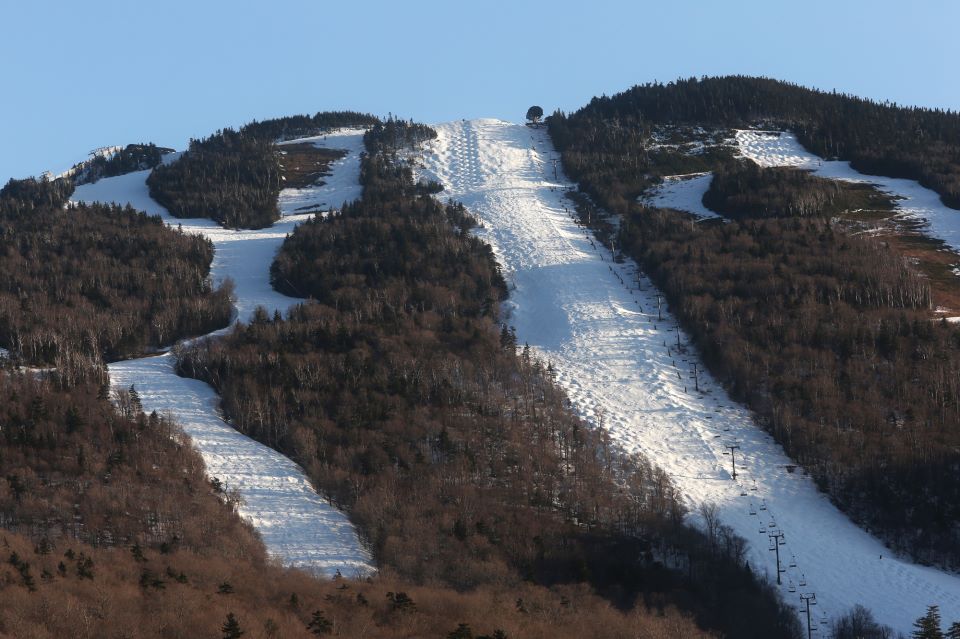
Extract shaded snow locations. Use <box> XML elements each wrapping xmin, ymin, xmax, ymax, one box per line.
<box><xmin>418</xmin><ymin>119</ymin><xmax>960</xmax><ymax>633</ymax></box>
<box><xmin>641</xmin><ymin>172</ymin><xmax>720</xmax><ymax>219</ymax></box>
<box><xmin>71</xmin><ymin>129</ymin><xmax>373</xmax><ymax>576</ymax></box>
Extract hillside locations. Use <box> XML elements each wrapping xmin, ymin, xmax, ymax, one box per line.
<box><xmin>565</xmin><ymin>75</ymin><xmax>960</xmax><ymax>208</ymax></box>
<box><xmin>5</xmin><ymin>80</ymin><xmax>960</xmax><ymax>637</ymax></box>
<box><xmin>548</xmin><ymin>78</ymin><xmax>960</xmax><ymax>572</ymax></box>
<box><xmin>175</xmin><ymin>118</ymin><xmax>799</xmax><ymax>638</ymax></box>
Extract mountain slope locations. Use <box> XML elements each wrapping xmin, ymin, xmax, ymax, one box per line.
<box><xmin>72</xmin><ymin>129</ymin><xmax>373</xmax><ymax>575</ymax></box>
<box><xmin>417</xmin><ymin>118</ymin><xmax>960</xmax><ymax>635</ymax></box>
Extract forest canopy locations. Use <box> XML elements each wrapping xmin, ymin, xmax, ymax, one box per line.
<box><xmin>0</xmin><ymin>177</ymin><xmax>232</xmax><ymax>386</ymax></box>
<box><xmin>569</xmin><ymin>75</ymin><xmax>960</xmax><ymax>208</ymax></box>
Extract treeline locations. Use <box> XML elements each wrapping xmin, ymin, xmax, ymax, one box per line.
<box><xmin>242</xmin><ymin>110</ymin><xmax>380</xmax><ymax>141</ymax></box>
<box><xmin>550</xmin><ymin>88</ymin><xmax>960</xmax><ymax>568</ymax></box>
<box><xmin>568</xmin><ymin>75</ymin><xmax>960</xmax><ymax>207</ymax></box>
<box><xmin>0</xmin><ymin>177</ymin><xmax>232</xmax><ymax>385</ymax></box>
<box><xmin>147</xmin><ymin>128</ymin><xmax>284</xmax><ymax>229</ymax></box>
<box><xmin>176</xmin><ymin>120</ymin><xmax>800</xmax><ymax>637</ymax></box>
<box><xmin>703</xmin><ymin>162</ymin><xmax>894</xmax><ymax>219</ymax></box>
<box><xmin>0</xmin><ymin>175</ymin><xmax>74</xmax><ymax>213</ymax></box>
<box><xmin>147</xmin><ymin>112</ymin><xmax>382</xmax><ymax>229</ymax></box>
<box><xmin>362</xmin><ymin>115</ymin><xmax>438</xmax><ymax>155</ymax></box>
<box><xmin>71</xmin><ymin>143</ymin><xmax>171</xmax><ymax>185</ymax></box>
<box><xmin>548</xmin><ymin>107</ymin><xmax>730</xmax><ymax>213</ymax></box>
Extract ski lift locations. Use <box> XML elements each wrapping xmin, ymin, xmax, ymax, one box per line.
<box><xmin>759</xmin><ymin>525</ymin><xmax>767</xmax><ymax>534</ymax></box>
<box><xmin>749</xmin><ymin>504</ymin><xmax>757</xmax><ymax>516</ymax></box>
<box><xmin>751</xmin><ymin>481</ymin><xmax>758</xmax><ymax>492</ymax></box>
<box><xmin>740</xmin><ymin>487</ymin><xmax>748</xmax><ymax>496</ymax></box>
<box><xmin>788</xmin><ymin>581</ymin><xmax>796</xmax><ymax>593</ymax></box>
<box><xmin>789</xmin><ymin>555</ymin><xmax>798</xmax><ymax>568</ymax></box>
<box><xmin>799</xmin><ymin>573</ymin><xmax>807</xmax><ymax>587</ymax></box>
<box><xmin>759</xmin><ymin>501</ymin><xmax>767</xmax><ymax>511</ymax></box>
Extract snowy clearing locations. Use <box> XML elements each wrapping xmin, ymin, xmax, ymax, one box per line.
<box><xmin>736</xmin><ymin>130</ymin><xmax>960</xmax><ymax>256</ymax></box>
<box><xmin>419</xmin><ymin>119</ymin><xmax>960</xmax><ymax>634</ymax></box>
<box><xmin>71</xmin><ymin>130</ymin><xmax>373</xmax><ymax>576</ymax></box>
<box><xmin>640</xmin><ymin>172</ymin><xmax>720</xmax><ymax>220</ymax></box>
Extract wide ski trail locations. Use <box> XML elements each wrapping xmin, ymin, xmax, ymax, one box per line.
<box><xmin>72</xmin><ymin>130</ymin><xmax>373</xmax><ymax>576</ymax></box>
<box><xmin>419</xmin><ymin>118</ymin><xmax>960</xmax><ymax>633</ymax></box>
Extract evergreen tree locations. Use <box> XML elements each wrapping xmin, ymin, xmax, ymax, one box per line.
<box><xmin>946</xmin><ymin>620</ymin><xmax>960</xmax><ymax>639</ymax></box>
<box><xmin>448</xmin><ymin>624</ymin><xmax>473</xmax><ymax>639</ymax></box>
<box><xmin>128</xmin><ymin>385</ymin><xmax>142</xmax><ymax>413</ymax></box>
<box><xmin>913</xmin><ymin>605</ymin><xmax>944</xmax><ymax>639</ymax></box>
<box><xmin>307</xmin><ymin>610</ymin><xmax>333</xmax><ymax>635</ymax></box>
<box><xmin>221</xmin><ymin>613</ymin><xmax>244</xmax><ymax>639</ymax></box>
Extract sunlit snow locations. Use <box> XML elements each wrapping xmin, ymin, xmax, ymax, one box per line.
<box><xmin>72</xmin><ymin>130</ymin><xmax>373</xmax><ymax>576</ymax></box>
<box><xmin>418</xmin><ymin>119</ymin><xmax>960</xmax><ymax>633</ymax></box>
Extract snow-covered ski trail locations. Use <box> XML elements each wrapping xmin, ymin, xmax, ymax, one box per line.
<box><xmin>419</xmin><ymin>118</ymin><xmax>960</xmax><ymax>634</ymax></box>
<box><xmin>72</xmin><ymin>130</ymin><xmax>373</xmax><ymax>577</ymax></box>
<box><xmin>737</xmin><ymin>130</ymin><xmax>960</xmax><ymax>258</ymax></box>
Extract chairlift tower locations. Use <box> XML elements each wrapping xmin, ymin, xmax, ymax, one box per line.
<box><xmin>768</xmin><ymin>529</ymin><xmax>786</xmax><ymax>584</ymax></box>
<box><xmin>799</xmin><ymin>593</ymin><xmax>817</xmax><ymax>639</ymax></box>
<box><xmin>723</xmin><ymin>443</ymin><xmax>741</xmax><ymax>480</ymax></box>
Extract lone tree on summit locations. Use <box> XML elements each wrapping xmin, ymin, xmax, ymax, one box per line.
<box><xmin>526</xmin><ymin>105</ymin><xmax>544</xmax><ymax>125</ymax></box>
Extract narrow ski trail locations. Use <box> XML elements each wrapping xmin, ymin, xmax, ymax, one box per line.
<box><xmin>419</xmin><ymin>118</ymin><xmax>960</xmax><ymax>633</ymax></box>
<box><xmin>72</xmin><ymin>130</ymin><xmax>373</xmax><ymax>577</ymax></box>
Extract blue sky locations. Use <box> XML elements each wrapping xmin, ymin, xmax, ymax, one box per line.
<box><xmin>2</xmin><ymin>0</ymin><xmax>958</xmax><ymax>183</ymax></box>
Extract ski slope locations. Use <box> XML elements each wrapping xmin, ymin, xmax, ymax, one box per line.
<box><xmin>72</xmin><ymin>130</ymin><xmax>373</xmax><ymax>577</ymax></box>
<box><xmin>419</xmin><ymin>119</ymin><xmax>960</xmax><ymax>634</ymax></box>
<box><xmin>737</xmin><ymin>130</ymin><xmax>960</xmax><ymax>256</ymax></box>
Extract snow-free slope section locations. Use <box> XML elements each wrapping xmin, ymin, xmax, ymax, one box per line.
<box><xmin>72</xmin><ymin>130</ymin><xmax>373</xmax><ymax>576</ymax></box>
<box><xmin>419</xmin><ymin>119</ymin><xmax>960</xmax><ymax>634</ymax></box>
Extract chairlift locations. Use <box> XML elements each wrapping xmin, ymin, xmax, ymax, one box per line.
<box><xmin>759</xmin><ymin>502</ymin><xmax>767</xmax><ymax>511</ymax></box>
<box><xmin>789</xmin><ymin>555</ymin><xmax>798</xmax><ymax>568</ymax></box>
<box><xmin>740</xmin><ymin>488</ymin><xmax>748</xmax><ymax>496</ymax></box>
<box><xmin>749</xmin><ymin>504</ymin><xmax>757</xmax><ymax>516</ymax></box>
<box><xmin>799</xmin><ymin>573</ymin><xmax>807</xmax><ymax>587</ymax></box>
<box><xmin>788</xmin><ymin>581</ymin><xmax>796</xmax><ymax>593</ymax></box>
<box><xmin>759</xmin><ymin>526</ymin><xmax>767</xmax><ymax>534</ymax></box>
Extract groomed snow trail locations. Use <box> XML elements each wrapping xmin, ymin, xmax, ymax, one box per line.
<box><xmin>72</xmin><ymin>130</ymin><xmax>373</xmax><ymax>577</ymax></box>
<box><xmin>419</xmin><ymin>119</ymin><xmax>960</xmax><ymax>634</ymax></box>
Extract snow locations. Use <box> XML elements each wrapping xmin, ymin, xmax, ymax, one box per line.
<box><xmin>73</xmin><ymin>130</ymin><xmax>365</xmax><ymax>325</ymax></box>
<box><xmin>418</xmin><ymin>118</ymin><xmax>960</xmax><ymax>634</ymax></box>
<box><xmin>736</xmin><ymin>129</ymin><xmax>960</xmax><ymax>256</ymax></box>
<box><xmin>71</xmin><ymin>129</ymin><xmax>373</xmax><ymax>576</ymax></box>
<box><xmin>641</xmin><ymin>172</ymin><xmax>720</xmax><ymax>220</ymax></box>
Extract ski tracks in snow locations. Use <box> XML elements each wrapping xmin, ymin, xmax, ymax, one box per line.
<box><xmin>72</xmin><ymin>130</ymin><xmax>373</xmax><ymax>577</ymax></box>
<box><xmin>419</xmin><ymin>119</ymin><xmax>960</xmax><ymax>634</ymax></box>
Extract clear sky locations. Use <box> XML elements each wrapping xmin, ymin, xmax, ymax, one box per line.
<box><xmin>2</xmin><ymin>0</ymin><xmax>958</xmax><ymax>183</ymax></box>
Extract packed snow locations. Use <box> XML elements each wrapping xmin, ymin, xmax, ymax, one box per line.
<box><xmin>72</xmin><ymin>130</ymin><xmax>374</xmax><ymax>576</ymax></box>
<box><xmin>641</xmin><ymin>172</ymin><xmax>720</xmax><ymax>219</ymax></box>
<box><xmin>418</xmin><ymin>119</ymin><xmax>960</xmax><ymax>634</ymax></box>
